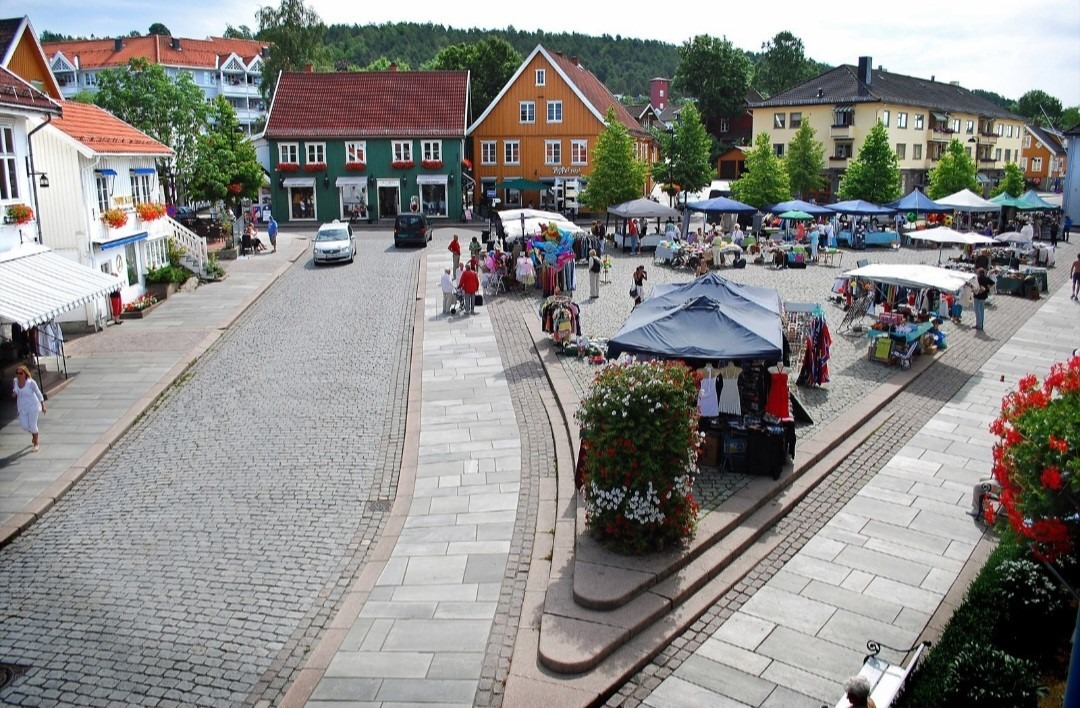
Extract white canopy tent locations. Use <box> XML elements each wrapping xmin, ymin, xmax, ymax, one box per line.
<box><xmin>935</xmin><ymin>189</ymin><xmax>1002</xmax><ymax>212</ymax></box>
<box><xmin>842</xmin><ymin>263</ymin><xmax>976</xmax><ymax>293</ymax></box>
<box><xmin>909</xmin><ymin>227</ymin><xmax>997</xmax><ymax>263</ymax></box>
<box><xmin>496</xmin><ymin>208</ymin><xmax>585</xmax><ymax>243</ymax></box>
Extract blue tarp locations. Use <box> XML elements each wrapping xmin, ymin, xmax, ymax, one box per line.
<box><xmin>887</xmin><ymin>188</ymin><xmax>950</xmax><ymax>213</ymax></box>
<box><xmin>645</xmin><ymin>272</ymin><xmax>782</xmax><ymax>316</ymax></box>
<box><xmin>828</xmin><ymin>199</ymin><xmax>896</xmax><ymax>216</ymax></box>
<box><xmin>684</xmin><ymin>196</ymin><xmax>758</xmax><ymax>214</ymax></box>
<box><xmin>766</xmin><ymin>199</ymin><xmax>835</xmax><ymax>216</ymax></box>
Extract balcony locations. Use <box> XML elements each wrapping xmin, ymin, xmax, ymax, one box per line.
<box><xmin>979</xmin><ymin>157</ymin><xmax>997</xmax><ymax>163</ymax></box>
<box><xmin>830</xmin><ymin>124</ymin><xmax>853</xmax><ymax>139</ymax></box>
<box><xmin>928</xmin><ymin>128</ymin><xmax>954</xmax><ymax>143</ymax></box>
<box><xmin>978</xmin><ymin>132</ymin><xmax>998</xmax><ymax>144</ymax></box>
<box><xmin>828</xmin><ymin>155</ymin><xmax>850</xmax><ymax>164</ymax></box>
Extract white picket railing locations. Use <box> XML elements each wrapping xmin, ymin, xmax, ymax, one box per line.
<box><xmin>161</xmin><ymin>216</ymin><xmax>208</xmax><ymax>276</ymax></box>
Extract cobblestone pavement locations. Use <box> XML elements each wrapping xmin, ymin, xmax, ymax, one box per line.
<box><xmin>0</xmin><ymin>232</ymin><xmax>418</xmax><ymax>706</ymax></box>
<box><xmin>606</xmin><ymin>241</ymin><xmax>1078</xmax><ymax>707</ymax></box>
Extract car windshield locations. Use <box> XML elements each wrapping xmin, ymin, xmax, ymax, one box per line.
<box><xmin>316</xmin><ymin>229</ymin><xmax>349</xmax><ymax>242</ymax></box>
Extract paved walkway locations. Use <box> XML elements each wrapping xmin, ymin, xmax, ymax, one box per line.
<box><xmin>291</xmin><ymin>251</ymin><xmax>523</xmax><ymax>706</ymax></box>
<box><xmin>639</xmin><ymin>279</ymin><xmax>1079</xmax><ymax>707</ymax></box>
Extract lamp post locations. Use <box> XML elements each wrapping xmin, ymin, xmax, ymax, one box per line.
<box><xmin>968</xmin><ymin>135</ymin><xmax>981</xmax><ymax>198</ymax></box>
<box><xmin>664</xmin><ymin>126</ymin><xmax>676</xmax><ymax>208</ymax></box>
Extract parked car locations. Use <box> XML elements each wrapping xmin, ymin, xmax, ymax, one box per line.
<box><xmin>394</xmin><ymin>213</ymin><xmax>430</xmax><ymax>248</ymax></box>
<box><xmin>312</xmin><ymin>221</ymin><xmax>356</xmax><ymax>265</ymax></box>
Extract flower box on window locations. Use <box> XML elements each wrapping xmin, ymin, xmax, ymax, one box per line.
<box><xmin>345</xmin><ymin>162</ymin><xmax>367</xmax><ymax>171</ymax></box>
<box><xmin>421</xmin><ymin>159</ymin><xmax>444</xmax><ymax>170</ymax></box>
<box><xmin>136</xmin><ymin>201</ymin><xmax>167</xmax><ymax>221</ymax></box>
<box><xmin>391</xmin><ymin>160</ymin><xmax>415</xmax><ymax>170</ymax></box>
<box><xmin>276</xmin><ymin>162</ymin><xmax>300</xmax><ymax>172</ymax></box>
<box><xmin>5</xmin><ymin>203</ymin><xmax>33</xmax><ymax>225</ymax></box>
<box><xmin>101</xmin><ymin>208</ymin><xmax>129</xmax><ymax>229</ymax></box>
<box><xmin>303</xmin><ymin>162</ymin><xmax>327</xmax><ymax>172</ymax></box>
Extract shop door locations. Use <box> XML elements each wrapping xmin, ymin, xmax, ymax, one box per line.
<box><xmin>378</xmin><ymin>186</ymin><xmax>400</xmax><ymax>218</ymax></box>
<box><xmin>289</xmin><ymin>186</ymin><xmax>315</xmax><ymax>220</ymax></box>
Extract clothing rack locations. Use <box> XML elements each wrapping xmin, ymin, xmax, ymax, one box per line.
<box><xmin>538</xmin><ymin>296</ymin><xmax>581</xmax><ymax>343</ymax></box>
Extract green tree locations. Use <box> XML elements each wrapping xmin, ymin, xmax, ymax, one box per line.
<box><xmin>148</xmin><ymin>23</ymin><xmax>171</xmax><ymax>36</ymax></box>
<box><xmin>186</xmin><ymin>97</ymin><xmax>264</xmax><ymax>211</ymax></box>
<box><xmin>93</xmin><ymin>57</ymin><xmax>209</xmax><ymax>194</ymax></box>
<box><xmin>784</xmin><ymin>118</ymin><xmax>825</xmax><ymax>198</ymax></box>
<box><xmin>1014</xmin><ymin>89</ymin><xmax>1063</xmax><ymax>128</ymax></box>
<box><xmin>1060</xmin><ymin>106</ymin><xmax>1080</xmax><ymax>130</ymax></box>
<box><xmin>223</xmin><ymin>24</ymin><xmax>254</xmax><ymax>40</ymax></box>
<box><xmin>579</xmin><ymin>107</ymin><xmax>646</xmax><ymax>212</ymax></box>
<box><xmin>992</xmin><ymin>162</ymin><xmax>1026</xmax><ymax>197</ymax></box>
<box><xmin>256</xmin><ymin>0</ymin><xmax>326</xmax><ymax>102</ymax></box>
<box><xmin>70</xmin><ymin>89</ymin><xmax>96</xmax><ymax>104</ymax></box>
<box><xmin>361</xmin><ymin>56</ymin><xmax>411</xmax><ymax>72</ymax></box>
<box><xmin>423</xmin><ymin>38</ymin><xmax>521</xmax><ymax>123</ymax></box>
<box><xmin>838</xmin><ymin>121</ymin><xmax>901</xmax><ymax>203</ymax></box>
<box><xmin>926</xmin><ymin>138</ymin><xmax>978</xmax><ymax>199</ymax></box>
<box><xmin>753</xmin><ymin>31</ymin><xmax>816</xmax><ymax>98</ymax></box>
<box><xmin>731</xmin><ymin>132</ymin><xmax>790</xmax><ymax>208</ymax></box>
<box><xmin>655</xmin><ymin>102</ymin><xmax>713</xmax><ymax>203</ymax></box>
<box><xmin>672</xmin><ymin>35</ymin><xmax>752</xmax><ymax>132</ymax></box>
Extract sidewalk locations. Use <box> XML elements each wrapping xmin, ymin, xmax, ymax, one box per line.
<box><xmin>0</xmin><ymin>233</ymin><xmax>309</xmax><ymax>546</ymax></box>
<box><xmin>640</xmin><ymin>278</ymin><xmax>1080</xmax><ymax>706</ymax></box>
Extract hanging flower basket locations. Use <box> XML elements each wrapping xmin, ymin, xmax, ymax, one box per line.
<box><xmin>5</xmin><ymin>203</ymin><xmax>34</xmax><ymax>225</ymax></box>
<box><xmin>391</xmin><ymin>160</ymin><xmax>415</xmax><ymax>170</ymax></box>
<box><xmin>227</xmin><ymin>183</ymin><xmax>243</xmax><ymax>195</ymax></box>
<box><xmin>276</xmin><ymin>162</ymin><xmax>299</xmax><ymax>172</ymax></box>
<box><xmin>136</xmin><ymin>201</ymin><xmax>167</xmax><ymax>221</ymax></box>
<box><xmin>345</xmin><ymin>162</ymin><xmax>367</xmax><ymax>171</ymax></box>
<box><xmin>421</xmin><ymin>159</ymin><xmax>444</xmax><ymax>170</ymax></box>
<box><xmin>101</xmin><ymin>208</ymin><xmax>129</xmax><ymax>229</ymax></box>
<box><xmin>303</xmin><ymin>162</ymin><xmax>327</xmax><ymax>172</ymax></box>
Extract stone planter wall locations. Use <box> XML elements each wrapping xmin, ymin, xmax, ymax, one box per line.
<box><xmin>145</xmin><ymin>281</ymin><xmax>179</xmax><ymax>300</ymax></box>
<box><xmin>120</xmin><ymin>299</ymin><xmax>164</xmax><ymax>320</ymax></box>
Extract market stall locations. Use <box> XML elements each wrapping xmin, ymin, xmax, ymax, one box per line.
<box><xmin>607</xmin><ymin>198</ymin><xmax>682</xmax><ymax>252</ymax></box>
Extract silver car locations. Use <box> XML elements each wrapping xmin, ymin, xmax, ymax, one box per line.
<box><xmin>313</xmin><ymin>221</ymin><xmax>356</xmax><ymax>265</ymax></box>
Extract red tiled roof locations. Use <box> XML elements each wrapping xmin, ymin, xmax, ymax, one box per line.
<box><xmin>0</xmin><ymin>67</ymin><xmax>60</xmax><ymax>114</ymax></box>
<box><xmin>545</xmin><ymin>49</ymin><xmax>649</xmax><ymax>138</ymax></box>
<box><xmin>42</xmin><ymin>34</ymin><xmax>268</xmax><ymax>70</ymax></box>
<box><xmin>265</xmin><ymin>70</ymin><xmax>469</xmax><ymax>139</ymax></box>
<box><xmin>50</xmin><ymin>101</ymin><xmax>172</xmax><ymax>155</ymax></box>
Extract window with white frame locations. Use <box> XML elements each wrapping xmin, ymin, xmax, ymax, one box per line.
<box><xmin>481</xmin><ymin>141</ymin><xmax>496</xmax><ymax>165</ymax></box>
<box><xmin>520</xmin><ymin>101</ymin><xmax>535</xmax><ymax>124</ymax></box>
<box><xmin>422</xmin><ymin>141</ymin><xmax>442</xmax><ymax>162</ymax></box>
<box><xmin>897</xmin><ymin>112</ymin><xmax>908</xmax><ymax>128</ymax></box>
<box><xmin>1033</xmin><ymin>157</ymin><xmax>1042</xmax><ymax>172</ymax></box>
<box><xmin>0</xmin><ymin>126</ymin><xmax>18</xmax><ymax>200</ymax></box>
<box><xmin>547</xmin><ymin>100</ymin><xmax>563</xmax><ymax>123</ymax></box>
<box><xmin>1006</xmin><ymin>125</ymin><xmax>1014</xmax><ymax>137</ymax></box>
<box><xmin>278</xmin><ymin>143</ymin><xmax>298</xmax><ymax>164</ymax></box>
<box><xmin>913</xmin><ymin>143</ymin><xmax>923</xmax><ymax>160</ymax></box>
<box><xmin>535</xmin><ymin>69</ymin><xmax>545</xmax><ymax>86</ymax></box>
<box><xmin>966</xmin><ymin>120</ymin><xmax>974</xmax><ymax>134</ymax></box>
<box><xmin>895</xmin><ymin>143</ymin><xmax>906</xmax><ymax>160</ymax></box>
<box><xmin>392</xmin><ymin>140</ymin><xmax>412</xmax><ymax>162</ymax></box>
<box><xmin>504</xmin><ymin>140</ymin><xmax>520</xmax><ymax>165</ymax></box>
<box><xmin>1023</xmin><ymin>134</ymin><xmax>1031</xmax><ymax>148</ymax></box>
<box><xmin>773</xmin><ymin>112</ymin><xmax>785</xmax><ymax>129</ymax></box>
<box><xmin>571</xmin><ymin>140</ymin><xmax>587</xmax><ymax>165</ymax></box>
<box><xmin>882</xmin><ymin>110</ymin><xmax>890</xmax><ymax>127</ymax></box>
<box><xmin>305</xmin><ymin>142</ymin><xmax>325</xmax><ymax>164</ymax></box>
<box><xmin>1020</xmin><ymin>157</ymin><xmax>1028</xmax><ymax>170</ymax></box>
<box><xmin>345</xmin><ymin>141</ymin><xmax>367</xmax><ymax>163</ymax></box>
<box><xmin>914</xmin><ymin>114</ymin><xmax>924</xmax><ymax>130</ymax></box>
<box><xmin>132</xmin><ymin>173</ymin><xmax>153</xmax><ymax>205</ymax></box>
<box><xmin>545</xmin><ymin>140</ymin><xmax>561</xmax><ymax>165</ymax></box>
<box><xmin>950</xmin><ymin>118</ymin><xmax>960</xmax><ymax>133</ymax></box>
<box><xmin>95</xmin><ymin>173</ymin><xmax>110</xmax><ymax>212</ymax></box>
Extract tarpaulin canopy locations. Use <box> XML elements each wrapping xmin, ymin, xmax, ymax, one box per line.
<box><xmin>988</xmin><ymin>192</ymin><xmax>1029</xmax><ymax>209</ymax></box>
<box><xmin>995</xmin><ymin>230</ymin><xmax>1032</xmax><ymax>245</ymax></box>
<box><xmin>0</xmin><ymin>244</ymin><xmax>123</xmax><ymax>328</ymax></box>
<box><xmin>887</xmin><ymin>188</ymin><xmax>950</xmax><ymax>213</ymax></box>
<box><xmin>935</xmin><ymin>189</ymin><xmax>1002</xmax><ymax>212</ymax></box>
<box><xmin>492</xmin><ymin>178</ymin><xmax>550</xmax><ymax>191</ymax></box>
<box><xmin>645</xmin><ymin>273</ymin><xmax>783</xmax><ymax>315</ymax></box>
<box><xmin>841</xmin><ymin>263</ymin><xmax>975</xmax><ymax>293</ymax></box>
<box><xmin>496</xmin><ymin>208</ymin><xmax>584</xmax><ymax>242</ymax></box>
<box><xmin>828</xmin><ymin>199</ymin><xmax>896</xmax><ymax>216</ymax></box>
<box><xmin>606</xmin><ymin>295</ymin><xmax>783</xmax><ymax>362</ymax></box>
<box><xmin>1018</xmin><ymin>189</ymin><xmax>1057</xmax><ymax>210</ymax></box>
<box><xmin>684</xmin><ymin>196</ymin><xmax>758</xmax><ymax>215</ymax></box>
<box><xmin>607</xmin><ymin>198</ymin><xmax>681</xmax><ymax>220</ymax></box>
<box><xmin>766</xmin><ymin>199</ymin><xmax>835</xmax><ymax>216</ymax></box>
<box><xmin>908</xmin><ymin>227</ymin><xmax>996</xmax><ymax>246</ymax></box>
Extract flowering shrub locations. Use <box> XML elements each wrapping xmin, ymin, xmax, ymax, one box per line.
<box><xmin>391</xmin><ymin>160</ymin><xmax>415</xmax><ymax>170</ymax></box>
<box><xmin>135</xmin><ymin>201</ymin><xmax>167</xmax><ymax>221</ymax></box>
<box><xmin>345</xmin><ymin>161</ymin><xmax>367</xmax><ymax>171</ymax></box>
<box><xmin>276</xmin><ymin>162</ymin><xmax>299</xmax><ymax>172</ymax></box>
<box><xmin>989</xmin><ymin>355</ymin><xmax>1080</xmax><ymax>561</ymax></box>
<box><xmin>5</xmin><ymin>203</ymin><xmax>33</xmax><ymax>224</ymax></box>
<box><xmin>100</xmin><ymin>208</ymin><xmax>129</xmax><ymax>229</ymax></box>
<box><xmin>421</xmin><ymin>159</ymin><xmax>444</xmax><ymax>169</ymax></box>
<box><xmin>303</xmin><ymin>162</ymin><xmax>327</xmax><ymax>172</ymax></box>
<box><xmin>576</xmin><ymin>359</ymin><xmax>701</xmax><ymax>554</ymax></box>
<box><xmin>123</xmin><ymin>294</ymin><xmax>158</xmax><ymax>312</ymax></box>
<box><xmin>226</xmin><ymin>183</ymin><xmax>243</xmax><ymax>194</ymax></box>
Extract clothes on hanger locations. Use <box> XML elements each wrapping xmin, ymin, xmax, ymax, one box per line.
<box><xmin>796</xmin><ymin>313</ymin><xmax>832</xmax><ymax>387</ymax></box>
<box><xmin>698</xmin><ymin>366</ymin><xmax>719</xmax><ymax>417</ymax></box>
<box><xmin>717</xmin><ymin>361</ymin><xmax>743</xmax><ymax>416</ymax></box>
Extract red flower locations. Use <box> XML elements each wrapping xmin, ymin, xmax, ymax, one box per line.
<box><xmin>1048</xmin><ymin>435</ymin><xmax>1069</xmax><ymax>453</ymax></box>
<box><xmin>1041</xmin><ymin>466</ymin><xmax>1064</xmax><ymax>490</ymax></box>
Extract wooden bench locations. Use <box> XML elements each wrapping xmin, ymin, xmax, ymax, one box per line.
<box><xmin>826</xmin><ymin>640</ymin><xmax>930</xmax><ymax>708</ymax></box>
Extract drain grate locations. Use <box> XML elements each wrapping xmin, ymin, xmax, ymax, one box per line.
<box><xmin>0</xmin><ymin>662</ymin><xmax>28</xmax><ymax>690</ymax></box>
<box><xmin>366</xmin><ymin>498</ymin><xmax>393</xmax><ymax>513</ymax></box>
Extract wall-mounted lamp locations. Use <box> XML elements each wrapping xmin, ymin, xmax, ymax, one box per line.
<box><xmin>32</xmin><ymin>172</ymin><xmax>49</xmax><ymax>189</ymax></box>
<box><xmin>400</xmin><ymin>175</ymin><xmax>407</xmax><ymax>187</ymax></box>
<box><xmin>277</xmin><ymin>176</ymin><xmax>284</xmax><ymax>189</ymax></box>
<box><xmin>448</xmin><ymin>172</ymin><xmax>455</xmax><ymax>184</ymax></box>
<box><xmin>323</xmin><ymin>174</ymin><xmax>330</xmax><ymax>189</ymax></box>
<box><xmin>367</xmin><ymin>175</ymin><xmax>376</xmax><ymax>186</ymax></box>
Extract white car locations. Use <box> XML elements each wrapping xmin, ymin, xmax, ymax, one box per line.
<box><xmin>313</xmin><ymin>221</ymin><xmax>355</xmax><ymax>265</ymax></box>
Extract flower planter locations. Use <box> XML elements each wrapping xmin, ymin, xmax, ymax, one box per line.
<box><xmin>145</xmin><ymin>281</ymin><xmax>178</xmax><ymax>300</ymax></box>
<box><xmin>120</xmin><ymin>299</ymin><xmax>163</xmax><ymax>319</ymax></box>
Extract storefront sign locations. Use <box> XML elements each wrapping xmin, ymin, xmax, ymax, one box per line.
<box><xmin>552</xmin><ymin>167</ymin><xmax>583</xmax><ymax>176</ymax></box>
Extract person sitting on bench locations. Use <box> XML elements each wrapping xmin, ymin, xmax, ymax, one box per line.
<box><xmin>245</xmin><ymin>223</ymin><xmax>267</xmax><ymax>253</ymax></box>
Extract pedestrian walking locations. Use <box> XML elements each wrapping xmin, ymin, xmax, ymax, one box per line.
<box><xmin>631</xmin><ymin>265</ymin><xmax>648</xmax><ymax>307</ymax></box>
<box><xmin>440</xmin><ymin>268</ymin><xmax>456</xmax><ymax>315</ymax></box>
<box><xmin>469</xmin><ymin>236</ymin><xmax>482</xmax><ymax>263</ymax></box>
<box><xmin>628</xmin><ymin>217</ymin><xmax>639</xmax><ymax>255</ymax></box>
<box><xmin>1071</xmin><ymin>253</ymin><xmax>1080</xmax><ymax>300</ymax></box>
<box><xmin>267</xmin><ymin>214</ymin><xmax>278</xmax><ymax>253</ymax></box>
<box><xmin>973</xmin><ymin>268</ymin><xmax>993</xmax><ymax>330</ymax></box>
<box><xmin>459</xmin><ymin>263</ymin><xmax>480</xmax><ymax>314</ymax></box>
<box><xmin>448</xmin><ymin>234</ymin><xmax>462</xmax><ymax>272</ymax></box>
<box><xmin>1050</xmin><ymin>219</ymin><xmax>1059</xmax><ymax>247</ymax></box>
<box><xmin>587</xmin><ymin>248</ymin><xmax>601</xmax><ymax>298</ymax></box>
<box><xmin>12</xmin><ymin>364</ymin><xmax>45</xmax><ymax>452</ymax></box>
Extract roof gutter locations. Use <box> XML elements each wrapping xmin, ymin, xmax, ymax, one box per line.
<box><xmin>27</xmin><ymin>114</ymin><xmax>53</xmax><ymax>245</ymax></box>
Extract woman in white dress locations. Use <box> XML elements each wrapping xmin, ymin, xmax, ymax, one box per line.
<box><xmin>12</xmin><ymin>364</ymin><xmax>46</xmax><ymax>452</ymax></box>
<box><xmin>716</xmin><ymin>362</ymin><xmax>742</xmax><ymax>416</ymax></box>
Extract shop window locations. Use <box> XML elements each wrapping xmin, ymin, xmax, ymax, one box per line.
<box><xmin>420</xmin><ymin>182</ymin><xmax>448</xmax><ymax>218</ymax></box>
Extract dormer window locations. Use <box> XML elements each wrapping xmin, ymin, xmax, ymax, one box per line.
<box><xmin>535</xmin><ymin>69</ymin><xmax>545</xmax><ymax>86</ymax></box>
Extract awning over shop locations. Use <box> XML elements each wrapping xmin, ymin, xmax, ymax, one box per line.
<box><xmin>0</xmin><ymin>244</ymin><xmax>123</xmax><ymax>328</ymax></box>
<box><xmin>130</xmin><ymin>167</ymin><xmax>156</xmax><ymax>175</ymax></box>
<box><xmin>94</xmin><ymin>231</ymin><xmax>148</xmax><ymax>250</ymax></box>
<box><xmin>282</xmin><ymin>177</ymin><xmax>315</xmax><ymax>188</ymax></box>
<box><xmin>335</xmin><ymin>176</ymin><xmax>367</xmax><ymax>187</ymax></box>
<box><xmin>416</xmin><ymin>174</ymin><xmax>447</xmax><ymax>184</ymax></box>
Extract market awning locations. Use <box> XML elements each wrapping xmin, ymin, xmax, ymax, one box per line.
<box><xmin>932</xmin><ymin>111</ymin><xmax>948</xmax><ymax>121</ymax></box>
<box><xmin>0</xmin><ymin>244</ymin><xmax>123</xmax><ymax>328</ymax></box>
<box><xmin>282</xmin><ymin>177</ymin><xmax>315</xmax><ymax>188</ymax></box>
<box><xmin>335</xmin><ymin>176</ymin><xmax>367</xmax><ymax>187</ymax></box>
<box><xmin>416</xmin><ymin>174</ymin><xmax>447</xmax><ymax>185</ymax></box>
<box><xmin>95</xmin><ymin>168</ymin><xmax>117</xmax><ymax>176</ymax></box>
<box><xmin>93</xmin><ymin>231</ymin><xmax>148</xmax><ymax>250</ymax></box>
<box><xmin>834</xmin><ymin>104</ymin><xmax>853</xmax><ymax>113</ymax></box>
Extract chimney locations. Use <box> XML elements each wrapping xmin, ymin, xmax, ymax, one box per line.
<box><xmin>650</xmin><ymin>77</ymin><xmax>669</xmax><ymax>110</ymax></box>
<box><xmin>113</xmin><ymin>37</ymin><xmax>123</xmax><ymax>52</ymax></box>
<box><xmin>857</xmin><ymin>56</ymin><xmax>872</xmax><ymax>85</ymax></box>
<box><xmin>171</xmin><ymin>37</ymin><xmax>181</xmax><ymax>51</ymax></box>
<box><xmin>571</xmin><ymin>56</ymin><xmax>579</xmax><ymax>66</ymax></box>
<box><xmin>389</xmin><ymin>62</ymin><xmax>398</xmax><ymax>72</ymax></box>
<box><xmin>304</xmin><ymin>63</ymin><xmax>313</xmax><ymax>72</ymax></box>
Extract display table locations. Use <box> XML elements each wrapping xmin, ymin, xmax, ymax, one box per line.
<box><xmin>837</xmin><ymin>230</ymin><xmax>900</xmax><ymax>248</ymax></box>
<box><xmin>819</xmin><ymin>248</ymin><xmax>843</xmax><ymax>267</ymax></box>
<box><xmin>995</xmin><ymin>271</ymin><xmax>1046</xmax><ymax>297</ymax></box>
<box><xmin>866</xmin><ymin>321</ymin><xmax>934</xmax><ymax>368</ymax></box>
<box><xmin>703</xmin><ymin>416</ymin><xmax>791</xmax><ymax>480</ymax></box>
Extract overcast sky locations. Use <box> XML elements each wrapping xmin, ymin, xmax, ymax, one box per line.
<box><xmin>23</xmin><ymin>0</ymin><xmax>1080</xmax><ymax>107</ymax></box>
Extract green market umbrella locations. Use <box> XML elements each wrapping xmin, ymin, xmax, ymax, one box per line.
<box><xmin>492</xmin><ymin>178</ymin><xmax>550</xmax><ymax>192</ymax></box>
<box><xmin>778</xmin><ymin>210</ymin><xmax>814</xmax><ymax>221</ymax></box>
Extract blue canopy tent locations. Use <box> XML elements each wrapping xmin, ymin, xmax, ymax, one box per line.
<box><xmin>887</xmin><ymin>188</ymin><xmax>950</xmax><ymax>213</ymax></box>
<box><xmin>766</xmin><ymin>199</ymin><xmax>835</xmax><ymax>217</ymax></box>
<box><xmin>828</xmin><ymin>200</ymin><xmax>896</xmax><ymax>216</ymax></box>
<box><xmin>645</xmin><ymin>272</ymin><xmax>782</xmax><ymax>316</ymax></box>
<box><xmin>1018</xmin><ymin>190</ymin><xmax>1057</xmax><ymax>211</ymax></box>
<box><xmin>684</xmin><ymin>196</ymin><xmax>759</xmax><ymax>215</ymax></box>
<box><xmin>606</xmin><ymin>295</ymin><xmax>783</xmax><ymax>363</ymax></box>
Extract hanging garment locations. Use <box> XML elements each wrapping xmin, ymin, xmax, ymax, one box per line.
<box><xmin>516</xmin><ymin>256</ymin><xmax>536</xmax><ymax>285</ymax></box>
<box><xmin>717</xmin><ymin>362</ymin><xmax>742</xmax><ymax>416</ymax></box>
<box><xmin>698</xmin><ymin>376</ymin><xmax>719</xmax><ymax>417</ymax></box>
<box><xmin>765</xmin><ymin>370</ymin><xmax>791</xmax><ymax>419</ymax></box>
